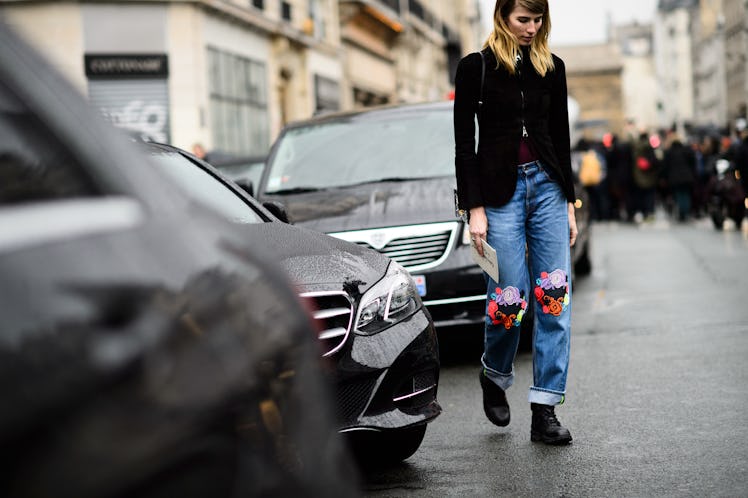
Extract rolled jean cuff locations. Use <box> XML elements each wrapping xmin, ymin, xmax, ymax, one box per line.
<box><xmin>481</xmin><ymin>354</ymin><xmax>514</xmax><ymax>391</ymax></box>
<box><xmin>528</xmin><ymin>387</ymin><xmax>565</xmax><ymax>405</ymax></box>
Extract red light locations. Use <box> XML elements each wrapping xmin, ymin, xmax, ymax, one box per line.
<box><xmin>602</xmin><ymin>132</ymin><xmax>613</xmax><ymax>148</ymax></box>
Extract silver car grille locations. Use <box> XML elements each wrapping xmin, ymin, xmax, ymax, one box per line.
<box><xmin>328</xmin><ymin>222</ymin><xmax>459</xmax><ymax>272</ymax></box>
<box><xmin>298</xmin><ymin>290</ymin><xmax>353</xmax><ymax>357</ymax></box>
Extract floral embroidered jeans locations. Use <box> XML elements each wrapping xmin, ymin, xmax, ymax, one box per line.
<box><xmin>482</xmin><ymin>161</ymin><xmax>572</xmax><ymax>406</ymax></box>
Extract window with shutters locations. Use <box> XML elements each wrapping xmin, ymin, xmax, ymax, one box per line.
<box><xmin>207</xmin><ymin>47</ymin><xmax>269</xmax><ymax>156</ymax></box>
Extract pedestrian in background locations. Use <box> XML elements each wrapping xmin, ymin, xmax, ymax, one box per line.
<box><xmin>629</xmin><ymin>132</ymin><xmax>659</xmax><ymax>222</ymax></box>
<box><xmin>604</xmin><ymin>133</ymin><xmax>632</xmax><ymax>221</ymax></box>
<box><xmin>691</xmin><ymin>138</ymin><xmax>709</xmax><ymax>218</ymax></box>
<box><xmin>704</xmin><ymin>132</ymin><xmax>746</xmax><ymax>229</ymax></box>
<box><xmin>454</xmin><ymin>0</ymin><xmax>576</xmax><ymax>445</ymax></box>
<box><xmin>661</xmin><ymin>132</ymin><xmax>696</xmax><ymax>222</ymax></box>
<box><xmin>701</xmin><ymin>135</ymin><xmax>722</xmax><ymax>179</ymax></box>
<box><xmin>576</xmin><ymin>137</ymin><xmax>608</xmax><ymax>221</ymax></box>
<box><xmin>736</xmin><ymin>128</ymin><xmax>748</xmax><ymax>207</ymax></box>
<box><xmin>191</xmin><ymin>142</ymin><xmax>212</xmax><ymax>163</ymax></box>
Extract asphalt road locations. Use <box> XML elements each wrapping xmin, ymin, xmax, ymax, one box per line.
<box><xmin>362</xmin><ymin>215</ymin><xmax>748</xmax><ymax>497</ymax></box>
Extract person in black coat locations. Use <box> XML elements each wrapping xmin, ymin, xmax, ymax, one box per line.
<box><xmin>736</xmin><ymin>129</ymin><xmax>748</xmax><ymax>205</ymax></box>
<box><xmin>604</xmin><ymin>133</ymin><xmax>633</xmax><ymax>220</ymax></box>
<box><xmin>454</xmin><ymin>0</ymin><xmax>575</xmax><ymax>445</ymax></box>
<box><xmin>662</xmin><ymin>135</ymin><xmax>696</xmax><ymax>221</ymax></box>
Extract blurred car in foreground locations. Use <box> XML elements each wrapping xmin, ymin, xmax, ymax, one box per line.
<box><xmin>0</xmin><ymin>23</ymin><xmax>358</xmax><ymax>497</ymax></box>
<box><xmin>254</xmin><ymin>101</ymin><xmax>591</xmax><ymax>342</ymax></box>
<box><xmin>143</xmin><ymin>142</ymin><xmax>441</xmax><ymax>465</ymax></box>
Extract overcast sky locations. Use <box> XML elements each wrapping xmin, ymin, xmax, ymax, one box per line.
<box><xmin>479</xmin><ymin>0</ymin><xmax>659</xmax><ymax>46</ymax></box>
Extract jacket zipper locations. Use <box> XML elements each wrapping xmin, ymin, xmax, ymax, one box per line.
<box><xmin>518</xmin><ymin>57</ymin><xmax>528</xmax><ymax>138</ymax></box>
<box><xmin>521</xmin><ymin>89</ymin><xmax>528</xmax><ymax>138</ymax></box>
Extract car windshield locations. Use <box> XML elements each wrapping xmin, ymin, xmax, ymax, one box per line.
<box><xmin>149</xmin><ymin>149</ymin><xmax>264</xmax><ymax>224</ymax></box>
<box><xmin>264</xmin><ymin>108</ymin><xmax>454</xmax><ymax>193</ymax></box>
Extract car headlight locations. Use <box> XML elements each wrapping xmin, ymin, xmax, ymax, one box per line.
<box><xmin>354</xmin><ymin>262</ymin><xmax>420</xmax><ymax>335</ymax></box>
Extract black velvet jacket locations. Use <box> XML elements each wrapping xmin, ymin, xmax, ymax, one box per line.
<box><xmin>454</xmin><ymin>47</ymin><xmax>575</xmax><ymax>210</ymax></box>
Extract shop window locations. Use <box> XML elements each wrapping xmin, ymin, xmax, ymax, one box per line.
<box><xmin>207</xmin><ymin>47</ymin><xmax>269</xmax><ymax>157</ymax></box>
<box><xmin>353</xmin><ymin>88</ymin><xmax>389</xmax><ymax>108</ymax></box>
<box><xmin>314</xmin><ymin>75</ymin><xmax>340</xmax><ymax>115</ymax></box>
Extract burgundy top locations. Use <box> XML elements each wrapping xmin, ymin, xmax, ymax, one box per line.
<box><xmin>517</xmin><ymin>136</ymin><xmax>538</xmax><ymax>164</ymax></box>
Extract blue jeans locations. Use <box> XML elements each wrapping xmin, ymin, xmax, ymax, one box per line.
<box><xmin>481</xmin><ymin>161</ymin><xmax>572</xmax><ymax>406</ymax></box>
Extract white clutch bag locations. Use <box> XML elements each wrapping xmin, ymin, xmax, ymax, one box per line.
<box><xmin>471</xmin><ymin>238</ymin><xmax>499</xmax><ymax>282</ymax></box>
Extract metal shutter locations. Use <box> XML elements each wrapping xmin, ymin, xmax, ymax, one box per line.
<box><xmin>88</xmin><ymin>79</ymin><xmax>170</xmax><ymax>143</ymax></box>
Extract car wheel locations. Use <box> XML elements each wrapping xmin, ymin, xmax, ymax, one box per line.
<box><xmin>574</xmin><ymin>240</ymin><xmax>592</xmax><ymax>276</ymax></box>
<box><xmin>347</xmin><ymin>424</ymin><xmax>427</xmax><ymax>467</ymax></box>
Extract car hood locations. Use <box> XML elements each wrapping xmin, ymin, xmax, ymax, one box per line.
<box><xmin>261</xmin><ymin>176</ymin><xmax>456</xmax><ymax>233</ymax></box>
<box><xmin>243</xmin><ymin>222</ymin><xmax>390</xmax><ymax>294</ymax></box>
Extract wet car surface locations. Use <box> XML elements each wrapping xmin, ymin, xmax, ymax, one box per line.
<box><xmin>144</xmin><ymin>143</ymin><xmax>442</xmax><ymax>465</ymax></box>
<box><xmin>0</xmin><ymin>22</ymin><xmax>358</xmax><ymax>497</ymax></box>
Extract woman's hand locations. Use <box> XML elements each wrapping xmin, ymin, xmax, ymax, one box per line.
<box><xmin>469</xmin><ymin>206</ymin><xmax>488</xmax><ymax>256</ymax></box>
<box><xmin>568</xmin><ymin>202</ymin><xmax>578</xmax><ymax>247</ymax></box>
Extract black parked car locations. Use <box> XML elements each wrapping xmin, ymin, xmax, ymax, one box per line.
<box><xmin>255</xmin><ymin>101</ymin><xmax>591</xmax><ymax>337</ymax></box>
<box><xmin>143</xmin><ymin>142</ymin><xmax>441</xmax><ymax>465</ymax></box>
<box><xmin>0</xmin><ymin>23</ymin><xmax>358</xmax><ymax>497</ymax></box>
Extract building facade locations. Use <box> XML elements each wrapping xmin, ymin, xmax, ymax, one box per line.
<box><xmin>692</xmin><ymin>0</ymin><xmax>729</xmax><ymax>129</ymax></box>
<box><xmin>551</xmin><ymin>0</ymin><xmax>747</xmax><ymax>138</ymax></box>
<box><xmin>553</xmin><ymin>43</ymin><xmax>625</xmax><ymax>141</ymax></box>
<box><xmin>720</xmin><ymin>0</ymin><xmax>748</xmax><ymax>126</ymax></box>
<box><xmin>659</xmin><ymin>0</ymin><xmax>748</xmax><ymax>133</ymax></box>
<box><xmin>654</xmin><ymin>0</ymin><xmax>699</xmax><ymax>134</ymax></box>
<box><xmin>612</xmin><ymin>22</ymin><xmax>659</xmax><ymax>133</ymax></box>
<box><xmin>1</xmin><ymin>0</ymin><xmax>482</xmax><ymax>156</ymax></box>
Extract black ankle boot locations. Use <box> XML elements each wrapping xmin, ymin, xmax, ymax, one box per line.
<box><xmin>479</xmin><ymin>370</ymin><xmax>510</xmax><ymax>427</ymax></box>
<box><xmin>531</xmin><ymin>403</ymin><xmax>572</xmax><ymax>445</ymax></box>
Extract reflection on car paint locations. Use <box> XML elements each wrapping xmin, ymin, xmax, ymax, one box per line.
<box><xmin>350</xmin><ymin>311</ymin><xmax>430</xmax><ymax>369</ymax></box>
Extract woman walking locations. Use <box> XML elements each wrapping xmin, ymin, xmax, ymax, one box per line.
<box><xmin>454</xmin><ymin>0</ymin><xmax>576</xmax><ymax>445</ymax></box>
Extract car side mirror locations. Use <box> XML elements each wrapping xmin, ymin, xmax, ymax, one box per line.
<box><xmin>262</xmin><ymin>201</ymin><xmax>291</xmax><ymax>224</ymax></box>
<box><xmin>235</xmin><ymin>179</ymin><xmax>254</xmax><ymax>197</ymax></box>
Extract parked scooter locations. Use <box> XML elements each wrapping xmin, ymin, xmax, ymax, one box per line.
<box><xmin>706</xmin><ymin>158</ymin><xmax>746</xmax><ymax>230</ymax></box>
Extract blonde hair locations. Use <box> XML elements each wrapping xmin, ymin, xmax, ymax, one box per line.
<box><xmin>483</xmin><ymin>0</ymin><xmax>554</xmax><ymax>76</ymax></box>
